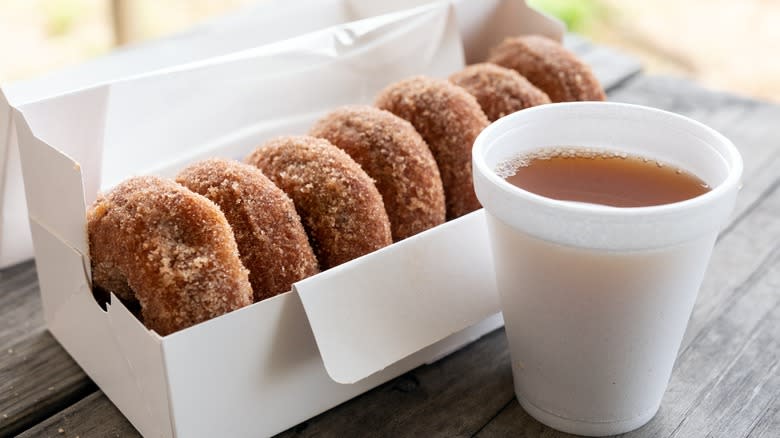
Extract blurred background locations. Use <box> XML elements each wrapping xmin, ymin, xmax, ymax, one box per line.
<box><xmin>0</xmin><ymin>0</ymin><xmax>778</xmax><ymax>102</ymax></box>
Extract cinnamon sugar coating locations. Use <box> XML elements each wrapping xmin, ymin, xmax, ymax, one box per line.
<box><xmin>246</xmin><ymin>136</ymin><xmax>392</xmax><ymax>269</ymax></box>
<box><xmin>310</xmin><ymin>106</ymin><xmax>445</xmax><ymax>241</ymax></box>
<box><xmin>87</xmin><ymin>176</ymin><xmax>252</xmax><ymax>336</ymax></box>
<box><xmin>449</xmin><ymin>63</ymin><xmax>551</xmax><ymax>121</ymax></box>
<box><xmin>375</xmin><ymin>76</ymin><xmax>489</xmax><ymax>219</ymax></box>
<box><xmin>487</xmin><ymin>35</ymin><xmax>605</xmax><ymax>103</ymax></box>
<box><xmin>176</xmin><ymin>159</ymin><xmax>318</xmax><ymax>302</ymax></box>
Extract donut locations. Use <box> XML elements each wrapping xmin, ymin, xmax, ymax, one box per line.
<box><xmin>176</xmin><ymin>158</ymin><xmax>319</xmax><ymax>302</ymax></box>
<box><xmin>487</xmin><ymin>35</ymin><xmax>605</xmax><ymax>102</ymax></box>
<box><xmin>375</xmin><ymin>76</ymin><xmax>489</xmax><ymax>219</ymax></box>
<box><xmin>245</xmin><ymin>136</ymin><xmax>392</xmax><ymax>269</ymax></box>
<box><xmin>87</xmin><ymin>176</ymin><xmax>252</xmax><ymax>336</ymax></box>
<box><xmin>310</xmin><ymin>106</ymin><xmax>446</xmax><ymax>241</ymax></box>
<box><xmin>449</xmin><ymin>63</ymin><xmax>551</xmax><ymax>121</ymax></box>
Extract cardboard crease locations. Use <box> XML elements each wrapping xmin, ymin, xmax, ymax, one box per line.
<box><xmin>13</xmin><ymin>2</ymin><xmax>563</xmax><ymax>436</ymax></box>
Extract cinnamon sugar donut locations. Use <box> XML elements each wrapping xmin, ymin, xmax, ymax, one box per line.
<box><xmin>487</xmin><ymin>35</ymin><xmax>605</xmax><ymax>102</ymax></box>
<box><xmin>310</xmin><ymin>105</ymin><xmax>445</xmax><ymax>241</ymax></box>
<box><xmin>246</xmin><ymin>136</ymin><xmax>392</xmax><ymax>269</ymax></box>
<box><xmin>87</xmin><ymin>176</ymin><xmax>252</xmax><ymax>336</ymax></box>
<box><xmin>375</xmin><ymin>76</ymin><xmax>489</xmax><ymax>219</ymax></box>
<box><xmin>176</xmin><ymin>159</ymin><xmax>318</xmax><ymax>302</ymax></box>
<box><xmin>449</xmin><ymin>63</ymin><xmax>550</xmax><ymax>121</ymax></box>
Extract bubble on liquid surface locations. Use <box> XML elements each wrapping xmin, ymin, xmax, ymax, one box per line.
<box><xmin>494</xmin><ymin>146</ymin><xmax>632</xmax><ymax>178</ymax></box>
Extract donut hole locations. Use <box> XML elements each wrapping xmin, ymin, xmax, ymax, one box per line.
<box><xmin>91</xmin><ymin>282</ymin><xmax>142</xmax><ymax>320</ymax></box>
<box><xmin>91</xmin><ymin>285</ymin><xmax>110</xmax><ymax>312</ymax></box>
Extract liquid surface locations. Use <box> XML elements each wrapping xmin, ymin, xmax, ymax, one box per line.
<box><xmin>498</xmin><ymin>148</ymin><xmax>711</xmax><ymax>207</ymax></box>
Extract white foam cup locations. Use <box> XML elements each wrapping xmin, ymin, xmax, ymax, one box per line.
<box><xmin>472</xmin><ymin>102</ymin><xmax>743</xmax><ymax>436</ymax></box>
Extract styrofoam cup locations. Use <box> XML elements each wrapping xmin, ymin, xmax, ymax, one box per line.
<box><xmin>472</xmin><ymin>102</ymin><xmax>742</xmax><ymax>436</ymax></box>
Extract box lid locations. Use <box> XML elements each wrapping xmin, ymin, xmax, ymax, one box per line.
<box><xmin>295</xmin><ymin>211</ymin><xmax>500</xmax><ymax>384</ymax></box>
<box><xmin>14</xmin><ymin>0</ymin><xmax>559</xmax><ymax>390</ymax></box>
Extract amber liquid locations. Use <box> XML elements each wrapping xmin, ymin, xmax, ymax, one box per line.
<box><xmin>500</xmin><ymin>148</ymin><xmax>711</xmax><ymax>207</ymax></box>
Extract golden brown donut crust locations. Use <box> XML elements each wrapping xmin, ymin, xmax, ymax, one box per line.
<box><xmin>87</xmin><ymin>176</ymin><xmax>252</xmax><ymax>336</ymax></box>
<box><xmin>246</xmin><ymin>136</ymin><xmax>392</xmax><ymax>269</ymax></box>
<box><xmin>310</xmin><ymin>105</ymin><xmax>446</xmax><ymax>241</ymax></box>
<box><xmin>449</xmin><ymin>63</ymin><xmax>551</xmax><ymax>121</ymax></box>
<box><xmin>375</xmin><ymin>76</ymin><xmax>489</xmax><ymax>219</ymax></box>
<box><xmin>176</xmin><ymin>159</ymin><xmax>319</xmax><ymax>302</ymax></box>
<box><xmin>487</xmin><ymin>35</ymin><xmax>605</xmax><ymax>103</ymax></box>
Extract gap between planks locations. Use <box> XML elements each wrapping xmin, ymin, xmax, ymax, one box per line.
<box><xmin>0</xmin><ymin>35</ymin><xmax>634</xmax><ymax>437</ymax></box>
<box><xmin>7</xmin><ymin>53</ymin><xmax>780</xmax><ymax>438</ymax></box>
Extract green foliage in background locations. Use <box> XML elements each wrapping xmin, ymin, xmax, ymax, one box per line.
<box><xmin>527</xmin><ymin>0</ymin><xmax>610</xmax><ymax>33</ymax></box>
<box><xmin>42</xmin><ymin>0</ymin><xmax>85</xmax><ymax>37</ymax></box>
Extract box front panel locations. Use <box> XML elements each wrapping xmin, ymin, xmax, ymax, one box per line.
<box><xmin>163</xmin><ymin>291</ymin><xmax>503</xmax><ymax>438</ymax></box>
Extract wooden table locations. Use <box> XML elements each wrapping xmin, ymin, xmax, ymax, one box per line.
<box><xmin>1</xmin><ymin>38</ymin><xmax>778</xmax><ymax>438</ymax></box>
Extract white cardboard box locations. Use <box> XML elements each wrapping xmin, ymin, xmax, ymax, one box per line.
<box><xmin>0</xmin><ymin>0</ymin><xmax>561</xmax><ymax>268</ymax></box>
<box><xmin>14</xmin><ymin>3</ymin><xmax>561</xmax><ymax>437</ymax></box>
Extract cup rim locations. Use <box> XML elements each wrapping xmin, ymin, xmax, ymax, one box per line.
<box><xmin>472</xmin><ymin>102</ymin><xmax>744</xmax><ymax>217</ymax></box>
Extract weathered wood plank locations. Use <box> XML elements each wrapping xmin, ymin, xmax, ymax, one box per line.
<box><xmin>15</xmin><ymin>391</ymin><xmax>138</xmax><ymax>438</ymax></box>
<box><xmin>562</xmin><ymin>34</ymin><xmax>592</xmax><ymax>53</ymax></box>
<box><xmin>0</xmin><ymin>261</ymin><xmax>96</xmax><ymax>436</ymax></box>
<box><xmin>275</xmin><ymin>329</ymin><xmax>514</xmax><ymax>438</ymax></box>
<box><xmin>626</xmin><ymin>238</ymin><xmax>780</xmax><ymax>437</ymax></box>
<box><xmin>0</xmin><ymin>331</ymin><xmax>96</xmax><ymax>437</ymax></box>
<box><xmin>474</xmin><ymin>401</ymin><xmax>573</xmax><ymax>438</ymax></box>
<box><xmin>608</xmin><ymin>75</ymin><xmax>780</xmax><ymax>221</ymax></box>
<box><xmin>608</xmin><ymin>75</ymin><xmax>780</xmax><ymax>353</ymax></box>
<box><xmin>664</xmin><ymin>275</ymin><xmax>780</xmax><ymax>437</ymax></box>
<box><xmin>0</xmin><ymin>261</ymin><xmax>43</xmax><ymax>350</ymax></box>
<box><xmin>275</xmin><ymin>216</ymin><xmax>780</xmax><ymax>438</ymax></box>
<box><xmin>28</xmin><ymin>178</ymin><xmax>777</xmax><ymax>438</ymax></box>
<box><xmin>476</xmin><ymin>202</ymin><xmax>780</xmax><ymax>437</ymax></box>
<box><xmin>9</xmin><ymin>60</ymin><xmax>780</xmax><ymax>438</ymax></box>
<box><xmin>680</xmin><ymin>179</ymin><xmax>780</xmax><ymax>351</ymax></box>
<box><xmin>580</xmin><ymin>44</ymin><xmax>642</xmax><ymax>91</ymax></box>
<box><xmin>0</xmin><ymin>36</ymin><xmax>638</xmax><ymax>438</ymax></box>
<box><xmin>273</xmin><ymin>78</ymin><xmax>780</xmax><ymax>437</ymax></box>
<box><xmin>16</xmin><ymin>329</ymin><xmax>514</xmax><ymax>438</ymax></box>
<box><xmin>0</xmin><ymin>260</ymin><xmax>96</xmax><ymax>436</ymax></box>
<box><xmin>748</xmin><ymin>400</ymin><xmax>780</xmax><ymax>438</ymax></box>
<box><xmin>565</xmin><ymin>34</ymin><xmax>643</xmax><ymax>91</ymax></box>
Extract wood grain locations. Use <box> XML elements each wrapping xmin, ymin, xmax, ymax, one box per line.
<box><xmin>275</xmin><ymin>329</ymin><xmax>514</xmax><ymax>438</ymax></box>
<box><xmin>6</xmin><ymin>49</ymin><xmax>780</xmax><ymax>438</ymax></box>
<box><xmin>0</xmin><ymin>36</ymin><xmax>636</xmax><ymax>438</ymax></box>
<box><xmin>0</xmin><ymin>261</ymin><xmax>95</xmax><ymax>437</ymax></box>
<box><xmin>0</xmin><ymin>261</ymin><xmax>43</xmax><ymax>350</ymax></box>
<box><xmin>0</xmin><ymin>331</ymin><xmax>96</xmax><ymax>437</ymax></box>
<box><xmin>565</xmin><ymin>34</ymin><xmax>642</xmax><ymax>91</ymax></box>
<box><xmin>470</xmin><ymin>76</ymin><xmax>780</xmax><ymax>438</ymax></box>
<box><xmin>475</xmin><ymin>190</ymin><xmax>780</xmax><ymax>438</ymax></box>
<box><xmin>607</xmin><ymin>75</ymin><xmax>780</xmax><ymax>222</ymax></box>
<box><xmin>276</xmin><ymin>77</ymin><xmax>780</xmax><ymax>437</ymax></box>
<box><xmin>15</xmin><ymin>392</ymin><xmax>138</xmax><ymax>438</ymax></box>
<box><xmin>608</xmin><ymin>75</ymin><xmax>780</xmax><ymax>353</ymax></box>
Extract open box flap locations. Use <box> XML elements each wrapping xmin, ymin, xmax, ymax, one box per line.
<box><xmin>12</xmin><ymin>88</ymin><xmax>107</xmax><ymax>256</ymax></box>
<box><xmin>295</xmin><ymin>211</ymin><xmax>501</xmax><ymax>384</ymax></box>
<box><xmin>11</xmin><ymin>2</ymin><xmax>566</xmax><ymax>435</ymax></box>
<box><xmin>0</xmin><ymin>0</ymin><xmax>562</xmax><ymax>268</ymax></box>
<box><xmin>97</xmin><ymin>2</ymin><xmax>463</xmax><ymax>189</ymax></box>
<box><xmin>14</xmin><ymin>0</ymin><xmax>465</xmax><ymax>326</ymax></box>
<box><xmin>0</xmin><ymin>89</ymin><xmax>37</xmax><ymax>268</ymax></box>
<box><xmin>14</xmin><ymin>112</ymin><xmax>174</xmax><ymax>436</ymax></box>
<box><xmin>347</xmin><ymin>0</ymin><xmax>564</xmax><ymax>61</ymax></box>
<box><xmin>10</xmin><ymin>0</ymin><xmax>558</xmax><ymax>253</ymax></box>
<box><xmin>0</xmin><ymin>127</ymin><xmax>32</xmax><ymax>267</ymax></box>
<box><xmin>13</xmin><ymin>1</ymin><xmax>462</xmax><ymax>243</ymax></box>
<box><xmin>0</xmin><ymin>89</ymin><xmax>13</xmax><ymax>265</ymax></box>
<box><xmin>28</xmin><ymin>219</ymin><xmax>174</xmax><ymax>438</ymax></box>
<box><xmin>1</xmin><ymin>0</ymin><xmax>560</xmax><ymax>107</ymax></box>
<box><xmin>455</xmin><ymin>0</ymin><xmax>564</xmax><ymax>61</ymax></box>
